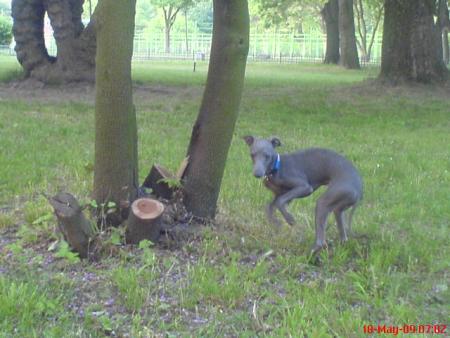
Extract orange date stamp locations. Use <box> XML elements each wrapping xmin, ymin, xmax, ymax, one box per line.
<box><xmin>363</xmin><ymin>324</ymin><xmax>448</xmax><ymax>335</ymax></box>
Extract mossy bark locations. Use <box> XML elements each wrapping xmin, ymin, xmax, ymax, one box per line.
<box><xmin>183</xmin><ymin>0</ymin><xmax>250</xmax><ymax>219</ymax></box>
<box><xmin>93</xmin><ymin>0</ymin><xmax>138</xmax><ymax>224</ymax></box>
<box><xmin>11</xmin><ymin>0</ymin><xmax>96</xmax><ymax>83</ymax></box>
<box><xmin>322</xmin><ymin>0</ymin><xmax>340</xmax><ymax>64</ymax></box>
<box><xmin>338</xmin><ymin>0</ymin><xmax>360</xmax><ymax>69</ymax></box>
<box><xmin>379</xmin><ymin>0</ymin><xmax>448</xmax><ymax>84</ymax></box>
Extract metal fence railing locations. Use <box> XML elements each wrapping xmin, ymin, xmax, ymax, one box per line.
<box><xmin>1</xmin><ymin>32</ymin><xmax>385</xmax><ymax>65</ymax></box>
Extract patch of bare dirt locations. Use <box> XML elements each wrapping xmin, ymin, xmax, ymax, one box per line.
<box><xmin>0</xmin><ymin>80</ymin><xmax>203</xmax><ymax>106</ymax></box>
<box><xmin>331</xmin><ymin>78</ymin><xmax>450</xmax><ymax>102</ymax></box>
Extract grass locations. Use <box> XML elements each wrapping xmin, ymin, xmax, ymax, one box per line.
<box><xmin>0</xmin><ymin>55</ymin><xmax>449</xmax><ymax>336</ymax></box>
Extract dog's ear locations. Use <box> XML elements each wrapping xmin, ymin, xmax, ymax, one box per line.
<box><xmin>269</xmin><ymin>137</ymin><xmax>282</xmax><ymax>147</ymax></box>
<box><xmin>242</xmin><ymin>135</ymin><xmax>254</xmax><ymax>146</ymax></box>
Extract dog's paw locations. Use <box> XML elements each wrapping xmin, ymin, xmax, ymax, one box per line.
<box><xmin>310</xmin><ymin>242</ymin><xmax>327</xmax><ymax>256</ymax></box>
<box><xmin>284</xmin><ymin>215</ymin><xmax>296</xmax><ymax>226</ymax></box>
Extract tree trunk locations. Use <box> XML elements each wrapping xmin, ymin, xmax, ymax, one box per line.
<box><xmin>438</xmin><ymin>0</ymin><xmax>450</xmax><ymax>64</ymax></box>
<box><xmin>11</xmin><ymin>0</ymin><xmax>51</xmax><ymax>76</ymax></box>
<box><xmin>11</xmin><ymin>0</ymin><xmax>96</xmax><ymax>83</ymax></box>
<box><xmin>93</xmin><ymin>0</ymin><xmax>138</xmax><ymax>225</ymax></box>
<box><xmin>379</xmin><ymin>0</ymin><xmax>448</xmax><ymax>83</ymax></box>
<box><xmin>338</xmin><ymin>0</ymin><xmax>360</xmax><ymax>69</ymax></box>
<box><xmin>443</xmin><ymin>28</ymin><xmax>449</xmax><ymax>65</ymax></box>
<box><xmin>321</xmin><ymin>0</ymin><xmax>340</xmax><ymax>64</ymax></box>
<box><xmin>182</xmin><ymin>0</ymin><xmax>250</xmax><ymax>219</ymax></box>
<box><xmin>165</xmin><ymin>25</ymin><xmax>171</xmax><ymax>54</ymax></box>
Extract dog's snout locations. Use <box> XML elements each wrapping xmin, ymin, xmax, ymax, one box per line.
<box><xmin>253</xmin><ymin>168</ymin><xmax>265</xmax><ymax>178</ymax></box>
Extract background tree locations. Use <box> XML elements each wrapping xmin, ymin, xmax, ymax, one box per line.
<box><xmin>353</xmin><ymin>0</ymin><xmax>383</xmax><ymax>62</ymax></box>
<box><xmin>338</xmin><ymin>0</ymin><xmax>360</xmax><ymax>68</ymax></box>
<box><xmin>321</xmin><ymin>0</ymin><xmax>340</xmax><ymax>64</ymax></box>
<box><xmin>183</xmin><ymin>0</ymin><xmax>249</xmax><ymax>219</ymax></box>
<box><xmin>93</xmin><ymin>0</ymin><xmax>138</xmax><ymax>224</ymax></box>
<box><xmin>256</xmin><ymin>0</ymin><xmax>324</xmax><ymax>33</ymax></box>
<box><xmin>437</xmin><ymin>0</ymin><xmax>450</xmax><ymax>64</ymax></box>
<box><xmin>379</xmin><ymin>0</ymin><xmax>449</xmax><ymax>83</ymax></box>
<box><xmin>188</xmin><ymin>1</ymin><xmax>212</xmax><ymax>33</ymax></box>
<box><xmin>150</xmin><ymin>0</ymin><xmax>194</xmax><ymax>53</ymax></box>
<box><xmin>11</xmin><ymin>0</ymin><xmax>96</xmax><ymax>83</ymax></box>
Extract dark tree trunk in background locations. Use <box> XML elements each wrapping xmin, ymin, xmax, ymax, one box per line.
<box><xmin>11</xmin><ymin>0</ymin><xmax>96</xmax><ymax>83</ymax></box>
<box><xmin>379</xmin><ymin>0</ymin><xmax>448</xmax><ymax>83</ymax></box>
<box><xmin>183</xmin><ymin>0</ymin><xmax>250</xmax><ymax>219</ymax></box>
<box><xmin>322</xmin><ymin>0</ymin><xmax>340</xmax><ymax>64</ymax></box>
<box><xmin>93</xmin><ymin>0</ymin><xmax>138</xmax><ymax>225</ymax></box>
<box><xmin>437</xmin><ymin>0</ymin><xmax>450</xmax><ymax>64</ymax></box>
<box><xmin>338</xmin><ymin>0</ymin><xmax>360</xmax><ymax>69</ymax></box>
<box><xmin>443</xmin><ymin>28</ymin><xmax>450</xmax><ymax>64</ymax></box>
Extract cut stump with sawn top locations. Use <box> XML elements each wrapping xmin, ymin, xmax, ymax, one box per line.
<box><xmin>125</xmin><ymin>198</ymin><xmax>165</xmax><ymax>244</ymax></box>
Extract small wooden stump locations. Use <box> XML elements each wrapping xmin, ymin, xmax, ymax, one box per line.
<box><xmin>142</xmin><ymin>165</ymin><xmax>175</xmax><ymax>200</ymax></box>
<box><xmin>141</xmin><ymin>157</ymin><xmax>189</xmax><ymax>200</ymax></box>
<box><xmin>48</xmin><ymin>192</ymin><xmax>94</xmax><ymax>259</ymax></box>
<box><xmin>125</xmin><ymin>198</ymin><xmax>165</xmax><ymax>244</ymax></box>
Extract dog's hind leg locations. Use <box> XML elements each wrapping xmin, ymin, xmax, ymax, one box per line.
<box><xmin>312</xmin><ymin>185</ymin><xmax>358</xmax><ymax>253</ymax></box>
<box><xmin>334</xmin><ymin>209</ymin><xmax>348</xmax><ymax>243</ymax></box>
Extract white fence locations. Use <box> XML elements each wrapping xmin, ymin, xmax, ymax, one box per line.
<box><xmin>1</xmin><ymin>32</ymin><xmax>384</xmax><ymax>65</ymax></box>
<box><xmin>130</xmin><ymin>32</ymin><xmax>383</xmax><ymax>65</ymax></box>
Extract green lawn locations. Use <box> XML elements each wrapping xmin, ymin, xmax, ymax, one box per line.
<box><xmin>0</xmin><ymin>55</ymin><xmax>449</xmax><ymax>337</ymax></box>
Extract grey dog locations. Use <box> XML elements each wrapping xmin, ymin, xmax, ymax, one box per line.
<box><xmin>243</xmin><ymin>136</ymin><xmax>363</xmax><ymax>253</ymax></box>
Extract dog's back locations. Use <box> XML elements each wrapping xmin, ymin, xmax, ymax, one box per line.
<box><xmin>283</xmin><ymin>148</ymin><xmax>363</xmax><ymax>198</ymax></box>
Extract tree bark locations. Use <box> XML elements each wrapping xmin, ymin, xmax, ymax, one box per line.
<box><xmin>321</xmin><ymin>0</ymin><xmax>340</xmax><ymax>64</ymax></box>
<box><xmin>379</xmin><ymin>0</ymin><xmax>448</xmax><ymax>83</ymax></box>
<box><xmin>338</xmin><ymin>0</ymin><xmax>360</xmax><ymax>69</ymax></box>
<box><xmin>438</xmin><ymin>0</ymin><xmax>450</xmax><ymax>64</ymax></box>
<box><xmin>182</xmin><ymin>0</ymin><xmax>249</xmax><ymax>219</ymax></box>
<box><xmin>93</xmin><ymin>0</ymin><xmax>138</xmax><ymax>225</ymax></box>
<box><xmin>48</xmin><ymin>192</ymin><xmax>94</xmax><ymax>259</ymax></box>
<box><xmin>165</xmin><ymin>25</ymin><xmax>171</xmax><ymax>54</ymax></box>
<box><xmin>443</xmin><ymin>28</ymin><xmax>449</xmax><ymax>65</ymax></box>
<box><xmin>11</xmin><ymin>0</ymin><xmax>96</xmax><ymax>83</ymax></box>
<box><xmin>125</xmin><ymin>198</ymin><xmax>164</xmax><ymax>244</ymax></box>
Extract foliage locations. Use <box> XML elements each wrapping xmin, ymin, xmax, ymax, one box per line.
<box><xmin>0</xmin><ymin>15</ymin><xmax>12</xmax><ymax>45</ymax></box>
<box><xmin>54</xmin><ymin>240</ymin><xmax>81</xmax><ymax>264</ymax></box>
<box><xmin>188</xmin><ymin>1</ymin><xmax>213</xmax><ymax>33</ymax></box>
<box><xmin>149</xmin><ymin>0</ymin><xmax>195</xmax><ymax>25</ymax></box>
<box><xmin>254</xmin><ymin>0</ymin><xmax>325</xmax><ymax>32</ymax></box>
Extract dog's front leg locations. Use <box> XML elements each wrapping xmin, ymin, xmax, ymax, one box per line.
<box><xmin>266</xmin><ymin>198</ymin><xmax>282</xmax><ymax>227</ymax></box>
<box><xmin>275</xmin><ymin>183</ymin><xmax>313</xmax><ymax>225</ymax></box>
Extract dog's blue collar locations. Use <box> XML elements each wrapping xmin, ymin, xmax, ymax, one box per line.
<box><xmin>268</xmin><ymin>153</ymin><xmax>280</xmax><ymax>176</ymax></box>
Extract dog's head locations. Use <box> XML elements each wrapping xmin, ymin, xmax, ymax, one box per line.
<box><xmin>242</xmin><ymin>135</ymin><xmax>281</xmax><ymax>178</ymax></box>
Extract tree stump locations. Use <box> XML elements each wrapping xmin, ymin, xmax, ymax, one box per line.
<box><xmin>125</xmin><ymin>198</ymin><xmax>164</xmax><ymax>244</ymax></box>
<box><xmin>48</xmin><ymin>192</ymin><xmax>94</xmax><ymax>259</ymax></box>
